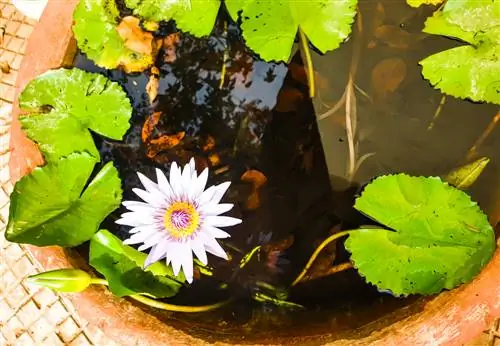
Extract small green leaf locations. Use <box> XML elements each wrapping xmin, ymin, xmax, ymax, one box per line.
<box><xmin>444</xmin><ymin>157</ymin><xmax>490</xmax><ymax>190</ymax></box>
<box><xmin>125</xmin><ymin>0</ymin><xmax>221</xmax><ymax>37</ymax></box>
<box><xmin>225</xmin><ymin>0</ymin><xmax>357</xmax><ymax>62</ymax></box>
<box><xmin>27</xmin><ymin>269</ymin><xmax>92</xmax><ymax>293</ymax></box>
<box><xmin>345</xmin><ymin>174</ymin><xmax>495</xmax><ymax>296</ymax></box>
<box><xmin>419</xmin><ymin>0</ymin><xmax>500</xmax><ymax>104</ymax></box>
<box><xmin>73</xmin><ymin>0</ymin><xmax>155</xmax><ymax>71</ymax></box>
<box><xmin>407</xmin><ymin>0</ymin><xmax>444</xmax><ymax>8</ymax></box>
<box><xmin>89</xmin><ymin>230</ymin><xmax>185</xmax><ymax>298</ymax></box>
<box><xmin>6</xmin><ymin>153</ymin><xmax>122</xmax><ymax>247</ymax></box>
<box><xmin>19</xmin><ymin>68</ymin><xmax>132</xmax><ymax>161</ymax></box>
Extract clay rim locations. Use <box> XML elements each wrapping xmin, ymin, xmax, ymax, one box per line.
<box><xmin>8</xmin><ymin>1</ymin><xmax>500</xmax><ymax>345</ymax></box>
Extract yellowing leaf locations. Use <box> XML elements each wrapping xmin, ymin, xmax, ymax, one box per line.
<box><xmin>116</xmin><ymin>16</ymin><xmax>155</xmax><ymax>55</ymax></box>
<box><xmin>444</xmin><ymin>157</ymin><xmax>490</xmax><ymax>190</ymax></box>
<box><xmin>407</xmin><ymin>0</ymin><xmax>444</xmax><ymax>8</ymax></box>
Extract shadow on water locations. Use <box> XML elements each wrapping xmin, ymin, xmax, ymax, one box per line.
<box><xmin>74</xmin><ymin>0</ymin><xmax>498</xmax><ymax>342</ymax></box>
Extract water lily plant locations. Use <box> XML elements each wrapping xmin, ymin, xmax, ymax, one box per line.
<box><xmin>117</xmin><ymin>159</ymin><xmax>241</xmax><ymax>283</ymax></box>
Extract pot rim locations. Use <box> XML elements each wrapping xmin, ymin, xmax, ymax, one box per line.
<box><xmin>7</xmin><ymin>1</ymin><xmax>500</xmax><ymax>345</ymax></box>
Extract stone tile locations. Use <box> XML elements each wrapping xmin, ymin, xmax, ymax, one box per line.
<box><xmin>4</xmin><ymin>281</ymin><xmax>27</xmax><ymax>308</ymax></box>
<box><xmin>59</xmin><ymin>316</ymin><xmax>81</xmax><ymax>343</ymax></box>
<box><xmin>1</xmin><ymin>4</ymin><xmax>15</xmax><ymax>18</ymax></box>
<box><xmin>27</xmin><ymin>316</ymin><xmax>52</xmax><ymax>343</ymax></box>
<box><xmin>16</xmin><ymin>23</ymin><xmax>33</xmax><ymax>39</ymax></box>
<box><xmin>6</xmin><ymin>36</ymin><xmax>23</xmax><ymax>53</ymax></box>
<box><xmin>45</xmin><ymin>300</ymin><xmax>69</xmax><ymax>326</ymax></box>
<box><xmin>0</xmin><ymin>298</ymin><xmax>13</xmax><ymax>323</ymax></box>
<box><xmin>10</xmin><ymin>54</ymin><xmax>22</xmax><ymax>70</ymax></box>
<box><xmin>4</xmin><ymin>19</ymin><xmax>20</xmax><ymax>35</ymax></box>
<box><xmin>1</xmin><ymin>268</ymin><xmax>16</xmax><ymax>292</ymax></box>
<box><xmin>14</xmin><ymin>331</ymin><xmax>35</xmax><ymax>346</ymax></box>
<box><xmin>4</xmin><ymin>315</ymin><xmax>25</xmax><ymax>340</ymax></box>
<box><xmin>69</xmin><ymin>333</ymin><xmax>92</xmax><ymax>346</ymax></box>
<box><xmin>4</xmin><ymin>243</ymin><xmax>24</xmax><ymax>262</ymax></box>
<box><xmin>0</xmin><ymin>83</ymin><xmax>15</xmax><ymax>102</ymax></box>
<box><xmin>16</xmin><ymin>300</ymin><xmax>39</xmax><ymax>326</ymax></box>
<box><xmin>0</xmin><ymin>51</ymin><xmax>16</xmax><ymax>65</ymax></box>
<box><xmin>32</xmin><ymin>287</ymin><xmax>57</xmax><ymax>308</ymax></box>
<box><xmin>42</xmin><ymin>333</ymin><xmax>65</xmax><ymax>346</ymax></box>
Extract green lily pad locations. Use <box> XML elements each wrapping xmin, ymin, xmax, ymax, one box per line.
<box><xmin>6</xmin><ymin>153</ymin><xmax>122</xmax><ymax>247</ymax></box>
<box><xmin>419</xmin><ymin>0</ymin><xmax>500</xmax><ymax>104</ymax></box>
<box><xmin>125</xmin><ymin>0</ymin><xmax>221</xmax><ymax>37</ymax></box>
<box><xmin>19</xmin><ymin>68</ymin><xmax>132</xmax><ymax>161</ymax></box>
<box><xmin>73</xmin><ymin>0</ymin><xmax>155</xmax><ymax>72</ymax></box>
<box><xmin>89</xmin><ymin>230</ymin><xmax>185</xmax><ymax>298</ymax></box>
<box><xmin>225</xmin><ymin>0</ymin><xmax>357</xmax><ymax>62</ymax></box>
<box><xmin>345</xmin><ymin>174</ymin><xmax>495</xmax><ymax>296</ymax></box>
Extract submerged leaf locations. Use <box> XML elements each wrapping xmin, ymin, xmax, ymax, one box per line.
<box><xmin>27</xmin><ymin>269</ymin><xmax>92</xmax><ymax>293</ymax></box>
<box><xmin>116</xmin><ymin>16</ymin><xmax>155</xmax><ymax>55</ymax></box>
<box><xmin>19</xmin><ymin>68</ymin><xmax>132</xmax><ymax>161</ymax></box>
<box><xmin>225</xmin><ymin>0</ymin><xmax>357</xmax><ymax>62</ymax></box>
<box><xmin>6</xmin><ymin>153</ymin><xmax>122</xmax><ymax>247</ymax></box>
<box><xmin>419</xmin><ymin>0</ymin><xmax>500</xmax><ymax>104</ymax></box>
<box><xmin>371</xmin><ymin>57</ymin><xmax>407</xmax><ymax>100</ymax></box>
<box><xmin>89</xmin><ymin>230</ymin><xmax>185</xmax><ymax>298</ymax></box>
<box><xmin>345</xmin><ymin>174</ymin><xmax>495</xmax><ymax>296</ymax></box>
<box><xmin>73</xmin><ymin>0</ymin><xmax>157</xmax><ymax>72</ymax></box>
<box><xmin>125</xmin><ymin>0</ymin><xmax>220</xmax><ymax>37</ymax></box>
<box><xmin>444</xmin><ymin>157</ymin><xmax>490</xmax><ymax>190</ymax></box>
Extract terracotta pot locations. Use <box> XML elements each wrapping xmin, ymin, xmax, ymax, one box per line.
<box><xmin>8</xmin><ymin>1</ymin><xmax>500</xmax><ymax>345</ymax></box>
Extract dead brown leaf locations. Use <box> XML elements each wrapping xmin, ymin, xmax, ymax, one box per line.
<box><xmin>208</xmin><ymin>153</ymin><xmax>221</xmax><ymax>167</ymax></box>
<box><xmin>241</xmin><ymin>170</ymin><xmax>267</xmax><ymax>189</ymax></box>
<box><xmin>203</xmin><ymin>135</ymin><xmax>215</xmax><ymax>151</ymax></box>
<box><xmin>146</xmin><ymin>66</ymin><xmax>160</xmax><ymax>103</ymax></box>
<box><xmin>163</xmin><ymin>32</ymin><xmax>180</xmax><ymax>63</ymax></box>
<box><xmin>117</xmin><ymin>16</ymin><xmax>154</xmax><ymax>55</ymax></box>
<box><xmin>146</xmin><ymin>132</ymin><xmax>185</xmax><ymax>158</ymax></box>
<box><xmin>371</xmin><ymin>57</ymin><xmax>407</xmax><ymax>100</ymax></box>
<box><xmin>374</xmin><ymin>25</ymin><xmax>426</xmax><ymax>50</ymax></box>
<box><xmin>245</xmin><ymin>191</ymin><xmax>261</xmax><ymax>210</ymax></box>
<box><xmin>141</xmin><ymin>111</ymin><xmax>161</xmax><ymax>143</ymax></box>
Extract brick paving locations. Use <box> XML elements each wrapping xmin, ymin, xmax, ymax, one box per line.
<box><xmin>0</xmin><ymin>1</ymin><xmax>498</xmax><ymax>345</ymax></box>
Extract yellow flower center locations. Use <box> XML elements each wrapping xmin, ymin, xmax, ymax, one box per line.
<box><xmin>163</xmin><ymin>201</ymin><xmax>200</xmax><ymax>239</ymax></box>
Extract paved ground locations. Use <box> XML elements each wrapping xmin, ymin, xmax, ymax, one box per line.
<box><xmin>0</xmin><ymin>1</ymin><xmax>498</xmax><ymax>345</ymax></box>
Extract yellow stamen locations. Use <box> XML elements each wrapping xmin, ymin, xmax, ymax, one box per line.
<box><xmin>163</xmin><ymin>201</ymin><xmax>200</xmax><ymax>239</ymax></box>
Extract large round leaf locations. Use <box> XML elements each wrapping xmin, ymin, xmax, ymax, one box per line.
<box><xmin>19</xmin><ymin>68</ymin><xmax>132</xmax><ymax>161</ymax></box>
<box><xmin>73</xmin><ymin>0</ymin><xmax>155</xmax><ymax>72</ymax></box>
<box><xmin>345</xmin><ymin>174</ymin><xmax>495</xmax><ymax>296</ymax></box>
<box><xmin>125</xmin><ymin>0</ymin><xmax>221</xmax><ymax>37</ymax></box>
<box><xmin>419</xmin><ymin>0</ymin><xmax>500</xmax><ymax>104</ymax></box>
<box><xmin>6</xmin><ymin>153</ymin><xmax>122</xmax><ymax>247</ymax></box>
<box><xmin>225</xmin><ymin>0</ymin><xmax>357</xmax><ymax>62</ymax></box>
<box><xmin>89</xmin><ymin>230</ymin><xmax>185</xmax><ymax>298</ymax></box>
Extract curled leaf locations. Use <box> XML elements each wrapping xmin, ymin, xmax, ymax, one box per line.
<box><xmin>27</xmin><ymin>269</ymin><xmax>92</xmax><ymax>293</ymax></box>
<box><xmin>142</xmin><ymin>111</ymin><xmax>161</xmax><ymax>143</ymax></box>
<box><xmin>444</xmin><ymin>157</ymin><xmax>490</xmax><ymax>190</ymax></box>
<box><xmin>241</xmin><ymin>169</ymin><xmax>267</xmax><ymax>188</ymax></box>
<box><xmin>145</xmin><ymin>132</ymin><xmax>186</xmax><ymax>158</ymax></box>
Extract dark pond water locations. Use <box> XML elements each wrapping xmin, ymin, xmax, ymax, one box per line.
<box><xmin>75</xmin><ymin>0</ymin><xmax>499</xmax><ymax>342</ymax></box>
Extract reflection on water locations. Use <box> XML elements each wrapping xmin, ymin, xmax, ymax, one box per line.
<box><xmin>75</xmin><ymin>0</ymin><xmax>499</xmax><ymax>341</ymax></box>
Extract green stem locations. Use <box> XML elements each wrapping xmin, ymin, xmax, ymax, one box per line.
<box><xmin>89</xmin><ymin>278</ymin><xmax>230</xmax><ymax>313</ymax></box>
<box><xmin>298</xmin><ymin>26</ymin><xmax>315</xmax><ymax>98</ymax></box>
<box><xmin>291</xmin><ymin>230</ymin><xmax>353</xmax><ymax>286</ymax></box>
<box><xmin>239</xmin><ymin>245</ymin><xmax>261</xmax><ymax>269</ymax></box>
<box><xmin>219</xmin><ymin>20</ymin><xmax>228</xmax><ymax>90</ymax></box>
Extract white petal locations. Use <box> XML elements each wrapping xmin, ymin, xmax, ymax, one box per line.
<box><xmin>191</xmin><ymin>168</ymin><xmax>208</xmax><ymax>198</ymax></box>
<box><xmin>122</xmin><ymin>201</ymin><xmax>156</xmax><ymax>213</ymax></box>
<box><xmin>170</xmin><ymin>162</ymin><xmax>183</xmax><ymax>197</ymax></box>
<box><xmin>197</xmin><ymin>185</ymin><xmax>216</xmax><ymax>205</ymax></box>
<box><xmin>181</xmin><ymin>162</ymin><xmax>193</xmax><ymax>195</ymax></box>
<box><xmin>171</xmin><ymin>255</ymin><xmax>182</xmax><ymax>277</ymax></box>
<box><xmin>133</xmin><ymin>188</ymin><xmax>163</xmax><ymax>206</ymax></box>
<box><xmin>128</xmin><ymin>225</ymin><xmax>153</xmax><ymax>234</ymax></box>
<box><xmin>201</xmin><ymin>203</ymin><xmax>233</xmax><ymax>216</ymax></box>
<box><xmin>205</xmin><ymin>216</ymin><xmax>242</xmax><ymax>228</ymax></box>
<box><xmin>189</xmin><ymin>158</ymin><xmax>196</xmax><ymax>178</ymax></box>
<box><xmin>119</xmin><ymin>211</ymin><xmax>155</xmax><ymax>223</ymax></box>
<box><xmin>180</xmin><ymin>249</ymin><xmax>194</xmax><ymax>284</ymax></box>
<box><xmin>210</xmin><ymin>182</ymin><xmax>231</xmax><ymax>204</ymax></box>
<box><xmin>138</xmin><ymin>232</ymin><xmax>166</xmax><ymax>251</ymax></box>
<box><xmin>156</xmin><ymin>168</ymin><xmax>173</xmax><ymax>198</ymax></box>
<box><xmin>205</xmin><ymin>226</ymin><xmax>231</xmax><ymax>239</ymax></box>
<box><xmin>191</xmin><ymin>238</ymin><xmax>208</xmax><ymax>265</ymax></box>
<box><xmin>138</xmin><ymin>172</ymin><xmax>166</xmax><ymax>202</ymax></box>
<box><xmin>123</xmin><ymin>228</ymin><xmax>156</xmax><ymax>245</ymax></box>
<box><xmin>202</xmin><ymin>235</ymin><xmax>228</xmax><ymax>260</ymax></box>
<box><xmin>144</xmin><ymin>242</ymin><xmax>168</xmax><ymax>268</ymax></box>
<box><xmin>116</xmin><ymin>216</ymin><xmax>154</xmax><ymax>227</ymax></box>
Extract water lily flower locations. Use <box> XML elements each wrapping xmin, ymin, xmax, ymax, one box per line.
<box><xmin>117</xmin><ymin>159</ymin><xmax>241</xmax><ymax>283</ymax></box>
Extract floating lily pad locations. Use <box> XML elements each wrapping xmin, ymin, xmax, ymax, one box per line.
<box><xmin>125</xmin><ymin>0</ymin><xmax>221</xmax><ymax>37</ymax></box>
<box><xmin>419</xmin><ymin>0</ymin><xmax>500</xmax><ymax>104</ymax></box>
<box><xmin>225</xmin><ymin>0</ymin><xmax>357</xmax><ymax>62</ymax></box>
<box><xmin>345</xmin><ymin>174</ymin><xmax>495</xmax><ymax>296</ymax></box>
<box><xmin>6</xmin><ymin>153</ymin><xmax>122</xmax><ymax>247</ymax></box>
<box><xmin>73</xmin><ymin>0</ymin><xmax>157</xmax><ymax>72</ymax></box>
<box><xmin>89</xmin><ymin>230</ymin><xmax>185</xmax><ymax>298</ymax></box>
<box><xmin>19</xmin><ymin>68</ymin><xmax>132</xmax><ymax>161</ymax></box>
